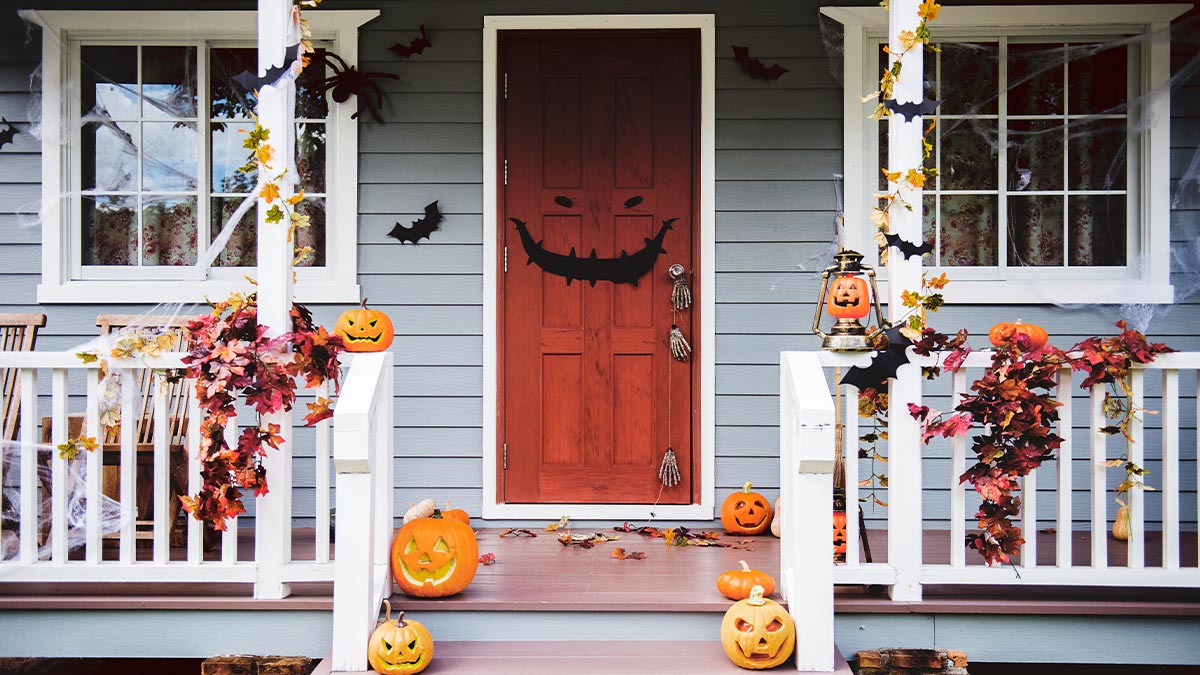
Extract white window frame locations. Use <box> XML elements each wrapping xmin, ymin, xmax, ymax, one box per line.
<box><xmin>821</xmin><ymin>4</ymin><xmax>1188</xmax><ymax>304</ymax></box>
<box><xmin>21</xmin><ymin>9</ymin><xmax>378</xmax><ymax>304</ymax></box>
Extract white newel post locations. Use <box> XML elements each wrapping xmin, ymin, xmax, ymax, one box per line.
<box><xmin>254</xmin><ymin>0</ymin><xmax>297</xmax><ymax>600</ymax></box>
<box><xmin>885</xmin><ymin>0</ymin><xmax>924</xmax><ymax>602</ymax></box>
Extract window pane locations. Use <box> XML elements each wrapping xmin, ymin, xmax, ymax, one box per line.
<box><xmin>1008</xmin><ymin>120</ymin><xmax>1063</xmax><ymax>192</ymax></box>
<box><xmin>939</xmin><ymin>42</ymin><xmax>998</xmax><ymax>115</ymax></box>
<box><xmin>210</xmin><ymin>48</ymin><xmax>258</xmax><ymax>120</ymax></box>
<box><xmin>211</xmin><ymin>197</ymin><xmax>257</xmax><ymax>267</ymax></box>
<box><xmin>142</xmin><ymin>122</ymin><xmax>197</xmax><ymax>191</ymax></box>
<box><xmin>297</xmin><ymin>49</ymin><xmax>329</xmax><ymax>119</ymax></box>
<box><xmin>212</xmin><ymin>122</ymin><xmax>257</xmax><ymax>193</ymax></box>
<box><xmin>297</xmin><ymin>123</ymin><xmax>326</xmax><ymax>193</ymax></box>
<box><xmin>1008</xmin><ymin>195</ymin><xmax>1064</xmax><ymax>267</ymax></box>
<box><xmin>939</xmin><ymin>195</ymin><xmax>997</xmax><ymax>266</ymax></box>
<box><xmin>142</xmin><ymin>46</ymin><xmax>197</xmax><ymax>119</ymax></box>
<box><xmin>82</xmin><ymin>121</ymin><xmax>137</xmax><ymax>192</ymax></box>
<box><xmin>142</xmin><ymin>197</ymin><xmax>197</xmax><ymax>265</ymax></box>
<box><xmin>1009</xmin><ymin>44</ymin><xmax>1065</xmax><ymax>115</ymax></box>
<box><xmin>81</xmin><ymin>46</ymin><xmax>138</xmax><ymax>119</ymax></box>
<box><xmin>923</xmin><ymin>193</ymin><xmax>936</xmax><ymax>263</ymax></box>
<box><xmin>82</xmin><ymin>195</ymin><xmax>137</xmax><ymax>265</ymax></box>
<box><xmin>941</xmin><ymin>120</ymin><xmax>996</xmax><ymax>190</ymax></box>
<box><xmin>1069</xmin><ymin>44</ymin><xmax>1127</xmax><ymax>114</ymax></box>
<box><xmin>295</xmin><ymin>198</ymin><xmax>326</xmax><ymax>267</ymax></box>
<box><xmin>1068</xmin><ymin>118</ymin><xmax>1126</xmax><ymax>190</ymax></box>
<box><xmin>1069</xmin><ymin>195</ymin><xmax>1125</xmax><ymax>267</ymax></box>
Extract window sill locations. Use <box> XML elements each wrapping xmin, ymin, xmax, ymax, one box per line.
<box><xmin>37</xmin><ymin>280</ymin><xmax>361</xmax><ymax>305</ymax></box>
<box><xmin>878</xmin><ymin>279</ymin><xmax>1174</xmax><ymax>305</ymax></box>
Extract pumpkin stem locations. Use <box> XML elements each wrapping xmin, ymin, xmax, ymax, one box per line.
<box><xmin>747</xmin><ymin>585</ymin><xmax>766</xmax><ymax>606</ymax></box>
<box><xmin>396</xmin><ymin>611</ymin><xmax>408</xmax><ymax>628</ymax></box>
<box><xmin>738</xmin><ymin>560</ymin><xmax>751</xmax><ymax>572</ymax></box>
<box><xmin>431</xmin><ymin>508</ymin><xmax>443</xmax><ymax>519</ymax></box>
<box><xmin>383</xmin><ymin>599</ymin><xmax>392</xmax><ymax>623</ymax></box>
<box><xmin>361</xmin><ymin>297</ymin><xmax>370</xmax><ymax>310</ymax></box>
<box><xmin>742</xmin><ymin>481</ymin><xmax>753</xmax><ymax>494</ymax></box>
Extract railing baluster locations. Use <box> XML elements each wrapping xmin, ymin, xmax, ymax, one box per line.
<box><xmin>1090</xmin><ymin>383</ymin><xmax>1107</xmax><ymax>569</ymax></box>
<box><xmin>843</xmin><ymin>384</ymin><xmax>860</xmax><ymax>567</ymax></box>
<box><xmin>153</xmin><ymin>373</ymin><xmax>169</xmax><ymax>562</ymax></box>
<box><xmin>222</xmin><ymin>421</ymin><xmax>238</xmax><ymax>564</ymax></box>
<box><xmin>1128</xmin><ymin>369</ymin><xmax>1144</xmax><ymax>569</ymax></box>
<box><xmin>1055</xmin><ymin>367</ymin><xmax>1073</xmax><ymax>569</ymax></box>
<box><xmin>18</xmin><ymin>368</ymin><xmax>37</xmax><ymax>564</ymax></box>
<box><xmin>950</xmin><ymin>368</ymin><xmax>967</xmax><ymax>569</ymax></box>
<box><xmin>1161</xmin><ymin>369</ymin><xmax>1180</xmax><ymax>570</ymax></box>
<box><xmin>50</xmin><ymin>368</ymin><xmax>68</xmax><ymax>563</ymax></box>
<box><xmin>316</xmin><ymin>380</ymin><xmax>332</xmax><ymax>565</ymax></box>
<box><xmin>119</xmin><ymin>368</ymin><xmax>136</xmax><ymax>562</ymax></box>
<box><xmin>1022</xmin><ymin>468</ymin><xmax>1037</xmax><ymax>568</ymax></box>
<box><xmin>186</xmin><ymin>384</ymin><xmax>202</xmax><ymax>564</ymax></box>
<box><xmin>85</xmin><ymin>368</ymin><xmax>102</xmax><ymax>563</ymax></box>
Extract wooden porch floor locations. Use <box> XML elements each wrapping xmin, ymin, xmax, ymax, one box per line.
<box><xmin>2</xmin><ymin>525</ymin><xmax>1199</xmax><ymax>615</ymax></box>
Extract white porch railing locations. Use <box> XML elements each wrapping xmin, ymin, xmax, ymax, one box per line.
<box><xmin>330</xmin><ymin>351</ymin><xmax>394</xmax><ymax>673</ymax></box>
<box><xmin>0</xmin><ymin>351</ymin><xmax>336</xmax><ymax>590</ymax></box>
<box><xmin>781</xmin><ymin>350</ymin><xmax>1200</xmax><ymax>642</ymax></box>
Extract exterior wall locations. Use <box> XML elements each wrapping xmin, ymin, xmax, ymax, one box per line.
<box><xmin>0</xmin><ymin>0</ymin><xmax>1197</xmax><ymax>531</ymax></box>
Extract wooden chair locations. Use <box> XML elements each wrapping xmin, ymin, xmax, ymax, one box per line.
<box><xmin>0</xmin><ymin>314</ymin><xmax>47</xmax><ymax>539</ymax></box>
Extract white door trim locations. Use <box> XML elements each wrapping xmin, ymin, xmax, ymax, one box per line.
<box><xmin>481</xmin><ymin>14</ymin><xmax>716</xmax><ymax>520</ymax></box>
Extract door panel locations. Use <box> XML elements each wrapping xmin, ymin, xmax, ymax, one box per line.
<box><xmin>500</xmin><ymin>31</ymin><xmax>698</xmax><ymax>504</ymax></box>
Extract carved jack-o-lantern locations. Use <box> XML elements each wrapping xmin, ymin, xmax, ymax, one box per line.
<box><xmin>720</xmin><ymin>585</ymin><xmax>797</xmax><ymax>669</ymax></box>
<box><xmin>367</xmin><ymin>601</ymin><xmax>434</xmax><ymax>674</ymax></box>
<box><xmin>832</xmin><ymin>511</ymin><xmax>848</xmax><ymax>562</ymax></box>
<box><xmin>391</xmin><ymin>511</ymin><xmax>479</xmax><ymax>598</ymax></box>
<box><xmin>826</xmin><ymin>274</ymin><xmax>870</xmax><ymax>320</ymax></box>
<box><xmin>335</xmin><ymin>298</ymin><xmax>395</xmax><ymax>352</ymax></box>
<box><xmin>721</xmin><ymin>482</ymin><xmax>773</xmax><ymax>535</ymax></box>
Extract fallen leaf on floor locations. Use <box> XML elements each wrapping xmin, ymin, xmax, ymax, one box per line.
<box><xmin>559</xmin><ymin>533</ymin><xmax>596</xmax><ymax>548</ymax></box>
<box><xmin>611</xmin><ymin>547</ymin><xmax>646</xmax><ymax>560</ymax></box>
<box><xmin>479</xmin><ymin>552</ymin><xmax>496</xmax><ymax>565</ymax></box>
<box><xmin>499</xmin><ymin>528</ymin><xmax>538</xmax><ymax>538</ymax></box>
<box><xmin>545</xmin><ymin>515</ymin><xmax>571</xmax><ymax>531</ymax></box>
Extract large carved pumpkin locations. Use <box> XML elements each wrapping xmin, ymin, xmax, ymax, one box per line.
<box><xmin>826</xmin><ymin>274</ymin><xmax>870</xmax><ymax>320</ymax></box>
<box><xmin>336</xmin><ymin>298</ymin><xmax>395</xmax><ymax>352</ymax></box>
<box><xmin>368</xmin><ymin>600</ymin><xmax>434</xmax><ymax>674</ymax></box>
<box><xmin>721</xmin><ymin>482</ymin><xmax>773</xmax><ymax>535</ymax></box>
<box><xmin>717</xmin><ymin>560</ymin><xmax>776</xmax><ymax>600</ymax></box>
<box><xmin>391</xmin><ymin>511</ymin><xmax>479</xmax><ymax>598</ymax></box>
<box><xmin>720</xmin><ymin>585</ymin><xmax>796</xmax><ymax>669</ymax></box>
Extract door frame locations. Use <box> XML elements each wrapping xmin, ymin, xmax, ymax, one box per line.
<box><xmin>481</xmin><ymin>14</ymin><xmax>716</xmax><ymax>520</ymax></box>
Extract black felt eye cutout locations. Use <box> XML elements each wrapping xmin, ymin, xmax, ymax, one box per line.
<box><xmin>554</xmin><ymin>196</ymin><xmax>574</xmax><ymax>208</ymax></box>
<box><xmin>623</xmin><ymin>196</ymin><xmax>644</xmax><ymax>209</ymax></box>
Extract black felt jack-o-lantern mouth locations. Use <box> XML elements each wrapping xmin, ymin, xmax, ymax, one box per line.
<box><xmin>344</xmin><ymin>319</ymin><xmax>385</xmax><ymax>343</ymax></box>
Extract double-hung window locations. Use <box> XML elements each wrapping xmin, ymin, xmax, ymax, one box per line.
<box><xmin>823</xmin><ymin>4</ymin><xmax>1186</xmax><ymax>304</ymax></box>
<box><xmin>25</xmin><ymin>10</ymin><xmax>377</xmax><ymax>303</ymax></box>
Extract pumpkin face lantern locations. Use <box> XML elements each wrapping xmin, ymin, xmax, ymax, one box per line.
<box><xmin>832</xmin><ymin>511</ymin><xmax>848</xmax><ymax>562</ymax></box>
<box><xmin>721</xmin><ymin>482</ymin><xmax>773</xmax><ymax>535</ymax></box>
<box><xmin>826</xmin><ymin>274</ymin><xmax>870</xmax><ymax>320</ymax></box>
<box><xmin>336</xmin><ymin>298</ymin><xmax>395</xmax><ymax>352</ymax></box>
<box><xmin>368</xmin><ymin>601</ymin><xmax>433</xmax><ymax>674</ymax></box>
<box><xmin>720</xmin><ymin>585</ymin><xmax>796</xmax><ymax>669</ymax></box>
<box><xmin>391</xmin><ymin>511</ymin><xmax>479</xmax><ymax>598</ymax></box>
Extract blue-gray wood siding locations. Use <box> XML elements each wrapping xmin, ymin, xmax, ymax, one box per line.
<box><xmin>1</xmin><ymin>1</ymin><xmax>1198</xmax><ymax>532</ymax></box>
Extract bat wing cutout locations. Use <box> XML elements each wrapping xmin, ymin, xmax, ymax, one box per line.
<box><xmin>0</xmin><ymin>118</ymin><xmax>17</xmax><ymax>150</ymax></box>
<box><xmin>233</xmin><ymin>44</ymin><xmax>301</xmax><ymax>91</ymax></box>
<box><xmin>884</xmin><ymin>232</ymin><xmax>934</xmax><ymax>260</ymax></box>
<box><xmin>884</xmin><ymin>98</ymin><xmax>941</xmax><ymax>122</ymax></box>
<box><xmin>389</xmin><ymin>25</ymin><xmax>432</xmax><ymax>58</ymax></box>
<box><xmin>840</xmin><ymin>326</ymin><xmax>913</xmax><ymax>392</ymax></box>
<box><xmin>511</xmin><ymin>217</ymin><xmax>673</xmax><ymax>287</ymax></box>
<box><xmin>623</xmin><ymin>196</ymin><xmax>644</xmax><ymax>209</ymax></box>
<box><xmin>731</xmin><ymin>46</ymin><xmax>789</xmax><ymax>81</ymax></box>
<box><xmin>388</xmin><ymin>200</ymin><xmax>444</xmax><ymax>244</ymax></box>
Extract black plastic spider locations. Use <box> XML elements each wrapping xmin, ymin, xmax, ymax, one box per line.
<box><xmin>318</xmin><ymin>51</ymin><xmax>399</xmax><ymax>124</ymax></box>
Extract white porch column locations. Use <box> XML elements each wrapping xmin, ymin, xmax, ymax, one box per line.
<box><xmin>885</xmin><ymin>0</ymin><xmax>924</xmax><ymax>602</ymax></box>
<box><xmin>254</xmin><ymin>0</ymin><xmax>297</xmax><ymax>600</ymax></box>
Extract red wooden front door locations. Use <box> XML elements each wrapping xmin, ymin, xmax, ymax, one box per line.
<box><xmin>499</xmin><ymin>31</ymin><xmax>698</xmax><ymax>504</ymax></box>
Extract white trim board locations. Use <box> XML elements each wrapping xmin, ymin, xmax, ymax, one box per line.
<box><xmin>481</xmin><ymin>14</ymin><xmax>717</xmax><ymax>521</ymax></box>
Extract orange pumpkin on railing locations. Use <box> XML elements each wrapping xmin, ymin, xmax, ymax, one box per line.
<box><xmin>336</xmin><ymin>298</ymin><xmax>395</xmax><ymax>352</ymax></box>
<box><xmin>988</xmin><ymin>320</ymin><xmax>1048</xmax><ymax>351</ymax></box>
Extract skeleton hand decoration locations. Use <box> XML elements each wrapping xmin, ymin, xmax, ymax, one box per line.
<box><xmin>658</xmin><ymin>447</ymin><xmax>681</xmax><ymax>487</ymax></box>
<box><xmin>669</xmin><ymin>324</ymin><xmax>691</xmax><ymax>362</ymax></box>
<box><xmin>668</xmin><ymin>263</ymin><xmax>692</xmax><ymax>311</ymax></box>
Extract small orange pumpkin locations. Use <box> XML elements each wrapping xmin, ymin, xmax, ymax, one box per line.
<box><xmin>336</xmin><ymin>298</ymin><xmax>395</xmax><ymax>352</ymax></box>
<box><xmin>442</xmin><ymin>501</ymin><xmax>470</xmax><ymax>525</ymax></box>
<box><xmin>826</xmin><ymin>274</ymin><xmax>870</xmax><ymax>320</ymax></box>
<box><xmin>988</xmin><ymin>320</ymin><xmax>1048</xmax><ymax>351</ymax></box>
<box><xmin>717</xmin><ymin>560</ymin><xmax>776</xmax><ymax>600</ymax></box>
<box><xmin>391</xmin><ymin>510</ymin><xmax>479</xmax><ymax>598</ymax></box>
<box><xmin>719</xmin><ymin>585</ymin><xmax>796</xmax><ymax>670</ymax></box>
<box><xmin>367</xmin><ymin>600</ymin><xmax>434</xmax><ymax>674</ymax></box>
<box><xmin>721</xmin><ymin>482</ymin><xmax>773</xmax><ymax>535</ymax></box>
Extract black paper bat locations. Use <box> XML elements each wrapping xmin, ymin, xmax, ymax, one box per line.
<box><xmin>233</xmin><ymin>44</ymin><xmax>301</xmax><ymax>91</ymax></box>
<box><xmin>884</xmin><ymin>232</ymin><xmax>934</xmax><ymax>260</ymax></box>
<box><xmin>623</xmin><ymin>196</ymin><xmax>644</xmax><ymax>209</ymax></box>
<box><xmin>884</xmin><ymin>98</ymin><xmax>941</xmax><ymax>122</ymax></box>
<box><xmin>554</xmin><ymin>196</ymin><xmax>574</xmax><ymax>208</ymax></box>
<box><xmin>511</xmin><ymin>217</ymin><xmax>673</xmax><ymax>287</ymax></box>
<box><xmin>388</xmin><ymin>201</ymin><xmax>444</xmax><ymax>244</ymax></box>
<box><xmin>389</xmin><ymin>25</ymin><xmax>432</xmax><ymax>58</ymax></box>
<box><xmin>0</xmin><ymin>118</ymin><xmax>17</xmax><ymax>150</ymax></box>
<box><xmin>731</xmin><ymin>46</ymin><xmax>788</xmax><ymax>81</ymax></box>
<box><xmin>840</xmin><ymin>326</ymin><xmax>913</xmax><ymax>392</ymax></box>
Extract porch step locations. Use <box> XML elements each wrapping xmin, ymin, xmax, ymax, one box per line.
<box><xmin>318</xmin><ymin>641</ymin><xmax>853</xmax><ymax>675</ymax></box>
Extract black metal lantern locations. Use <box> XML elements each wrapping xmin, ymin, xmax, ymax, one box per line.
<box><xmin>812</xmin><ymin>249</ymin><xmax>885</xmax><ymax>351</ymax></box>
